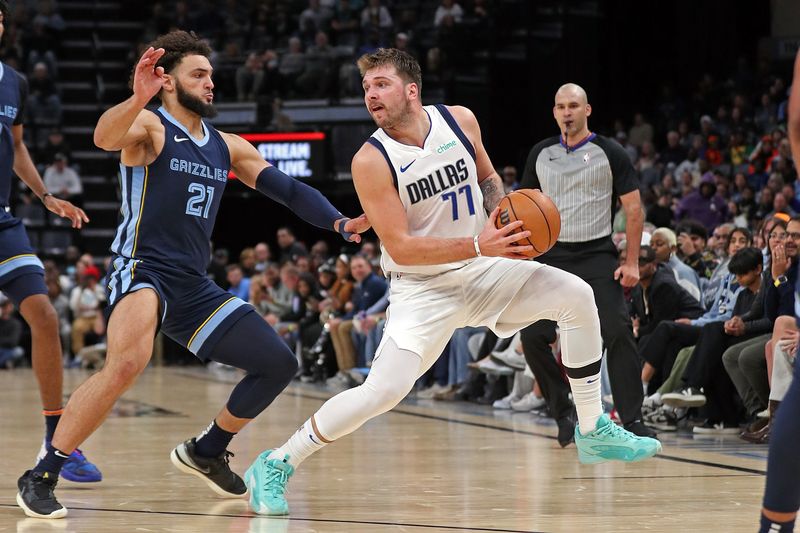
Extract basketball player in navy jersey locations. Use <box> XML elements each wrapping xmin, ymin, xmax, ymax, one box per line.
<box><xmin>758</xmin><ymin>48</ymin><xmax>800</xmax><ymax>533</ymax></box>
<box><xmin>246</xmin><ymin>48</ymin><xmax>661</xmax><ymax>516</ymax></box>
<box><xmin>0</xmin><ymin>1</ymin><xmax>102</xmax><ymax>486</ymax></box>
<box><xmin>16</xmin><ymin>31</ymin><xmax>369</xmax><ymax>519</ymax></box>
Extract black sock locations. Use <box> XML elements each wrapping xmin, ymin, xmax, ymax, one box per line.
<box><xmin>194</xmin><ymin>420</ymin><xmax>236</xmax><ymax>458</ymax></box>
<box><xmin>33</xmin><ymin>444</ymin><xmax>70</xmax><ymax>475</ymax></box>
<box><xmin>43</xmin><ymin>409</ymin><xmax>63</xmax><ymax>442</ymax></box>
<box><xmin>761</xmin><ymin>513</ymin><xmax>796</xmax><ymax>533</ymax></box>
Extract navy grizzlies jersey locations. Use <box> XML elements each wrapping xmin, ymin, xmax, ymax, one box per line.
<box><xmin>0</xmin><ymin>61</ymin><xmax>26</xmax><ymax>207</ymax></box>
<box><xmin>111</xmin><ymin>106</ymin><xmax>230</xmax><ymax>275</ymax></box>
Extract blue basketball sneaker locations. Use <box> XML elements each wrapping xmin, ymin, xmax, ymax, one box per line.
<box><xmin>37</xmin><ymin>441</ymin><xmax>102</xmax><ymax>482</ymax></box>
<box><xmin>245</xmin><ymin>450</ymin><xmax>294</xmax><ymax>515</ymax></box>
<box><xmin>574</xmin><ymin>414</ymin><xmax>662</xmax><ymax>464</ymax></box>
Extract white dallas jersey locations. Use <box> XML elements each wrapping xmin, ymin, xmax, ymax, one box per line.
<box><xmin>367</xmin><ymin>104</ymin><xmax>487</xmax><ymax>275</ymax></box>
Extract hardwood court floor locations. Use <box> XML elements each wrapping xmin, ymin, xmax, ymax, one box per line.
<box><xmin>0</xmin><ymin>367</ymin><xmax>769</xmax><ymax>533</ymax></box>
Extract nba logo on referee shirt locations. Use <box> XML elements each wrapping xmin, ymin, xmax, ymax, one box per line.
<box><xmin>583</xmin><ymin>153</ymin><xmax>590</xmax><ymax>164</ymax></box>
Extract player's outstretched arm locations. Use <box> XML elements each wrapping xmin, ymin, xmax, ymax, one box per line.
<box><xmin>94</xmin><ymin>47</ymin><xmax>165</xmax><ymax>152</ymax></box>
<box><xmin>11</xmin><ymin>125</ymin><xmax>88</xmax><ymax>228</ymax></box>
<box><xmin>225</xmin><ymin>132</ymin><xmax>369</xmax><ymax>242</ymax></box>
<box><xmin>352</xmin><ymin>144</ymin><xmax>532</xmax><ymax>265</ymax></box>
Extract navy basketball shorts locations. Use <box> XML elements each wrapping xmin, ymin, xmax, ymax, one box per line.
<box><xmin>105</xmin><ymin>256</ymin><xmax>255</xmax><ymax>360</ymax></box>
<box><xmin>0</xmin><ymin>215</ymin><xmax>47</xmax><ymax>305</ymax></box>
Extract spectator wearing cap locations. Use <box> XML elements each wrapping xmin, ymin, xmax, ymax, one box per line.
<box><xmin>675</xmin><ymin>172</ymin><xmax>729</xmax><ymax>230</ymax></box>
<box><xmin>43</xmin><ymin>153</ymin><xmax>83</xmax><ymax>205</ymax></box>
<box><xmin>68</xmin><ymin>264</ymin><xmax>104</xmax><ymax>356</ymax></box>
<box><xmin>632</xmin><ymin>245</ymin><xmax>704</xmax><ymax>389</ymax></box>
<box><xmin>0</xmin><ymin>295</ymin><xmax>23</xmax><ymax>368</ymax></box>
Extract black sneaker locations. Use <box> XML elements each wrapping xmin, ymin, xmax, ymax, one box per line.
<box><xmin>624</xmin><ymin>420</ymin><xmax>658</xmax><ymax>438</ymax></box>
<box><xmin>16</xmin><ymin>470</ymin><xmax>67</xmax><ymax>519</ymax></box>
<box><xmin>556</xmin><ymin>415</ymin><xmax>576</xmax><ymax>448</ymax></box>
<box><xmin>170</xmin><ymin>438</ymin><xmax>247</xmax><ymax>498</ymax></box>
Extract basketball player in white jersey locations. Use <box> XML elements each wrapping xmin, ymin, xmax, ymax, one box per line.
<box><xmin>246</xmin><ymin>48</ymin><xmax>661</xmax><ymax>515</ymax></box>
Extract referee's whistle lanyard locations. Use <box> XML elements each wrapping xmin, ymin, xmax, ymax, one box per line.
<box><xmin>561</xmin><ymin>131</ymin><xmax>594</xmax><ymax>153</ymax></box>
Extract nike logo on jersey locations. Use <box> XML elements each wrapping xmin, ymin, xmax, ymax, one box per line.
<box><xmin>549</xmin><ymin>156</ymin><xmax>561</xmax><ymax>161</ymax></box>
<box><xmin>174</xmin><ymin>135</ymin><xmax>190</xmax><ymax>143</ymax></box>
<box><xmin>400</xmin><ymin>160</ymin><xmax>416</xmax><ymax>172</ymax></box>
<box><xmin>586</xmin><ymin>377</ymin><xmax>599</xmax><ymax>384</ymax></box>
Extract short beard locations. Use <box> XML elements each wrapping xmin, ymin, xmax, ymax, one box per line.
<box><xmin>175</xmin><ymin>81</ymin><xmax>217</xmax><ymax>118</ymax></box>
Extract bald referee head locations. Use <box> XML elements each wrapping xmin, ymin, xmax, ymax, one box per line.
<box><xmin>553</xmin><ymin>83</ymin><xmax>592</xmax><ymax>143</ymax></box>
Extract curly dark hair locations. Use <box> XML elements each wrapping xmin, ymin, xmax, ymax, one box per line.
<box><xmin>357</xmin><ymin>48</ymin><xmax>422</xmax><ymax>92</ymax></box>
<box><xmin>129</xmin><ymin>30</ymin><xmax>212</xmax><ymax>93</ymax></box>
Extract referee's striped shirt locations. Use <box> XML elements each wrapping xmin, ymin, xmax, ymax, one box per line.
<box><xmin>520</xmin><ymin>133</ymin><xmax>639</xmax><ymax>243</ymax></box>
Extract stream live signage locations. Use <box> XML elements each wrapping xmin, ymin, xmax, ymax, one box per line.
<box><xmin>237</xmin><ymin>132</ymin><xmax>327</xmax><ymax>181</ymax></box>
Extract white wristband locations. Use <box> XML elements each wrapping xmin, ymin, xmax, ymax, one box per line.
<box><xmin>473</xmin><ymin>235</ymin><xmax>481</xmax><ymax>257</ymax></box>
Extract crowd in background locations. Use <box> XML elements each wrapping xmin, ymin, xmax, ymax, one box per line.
<box><xmin>0</xmin><ymin>1</ymin><xmax>798</xmax><ymax>446</ymax></box>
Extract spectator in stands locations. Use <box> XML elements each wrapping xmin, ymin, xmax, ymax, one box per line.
<box><xmin>0</xmin><ymin>295</ymin><xmax>23</xmax><ymax>368</ymax></box>
<box><xmin>434</xmin><ymin>0</ymin><xmax>464</xmax><ymax>27</ymax></box>
<box><xmin>660</xmin><ymin>247</ymin><xmax>766</xmax><ymax>434</ymax></box>
<box><xmin>208</xmin><ymin>248</ymin><xmax>229</xmax><ymax>289</ymax></box>
<box><xmin>68</xmin><ymin>265</ymin><xmax>104</xmax><ymax>357</ymax></box>
<box><xmin>239</xmin><ymin>247</ymin><xmax>257</xmax><ymax>277</ymax></box>
<box><xmin>47</xmin><ymin>279</ymin><xmax>71</xmax><ymax>359</ymax></box>
<box><xmin>39</xmin><ymin>128</ymin><xmax>72</xmax><ymax>167</ymax></box>
<box><xmin>628</xmin><ymin>112</ymin><xmax>654</xmax><ymax>148</ymax></box>
<box><xmin>279</xmin><ymin>36</ymin><xmax>306</xmax><ymax>97</ymax></box>
<box><xmin>309</xmin><ymin>240</ymin><xmax>330</xmax><ymax>271</ymax></box>
<box><xmin>633</xmin><ymin>245</ymin><xmax>704</xmax><ymax>390</ymax></box>
<box><xmin>330</xmin><ymin>0</ymin><xmax>361</xmax><ymax>47</ymax></box>
<box><xmin>235</xmin><ymin>52</ymin><xmax>265</xmax><ymax>102</ymax></box>
<box><xmin>662</xmin><ymin>131</ymin><xmax>687</xmax><ymax>167</ymax></box>
<box><xmin>710</xmin><ymin>223</ymin><xmax>735</xmax><ymax>259</ymax></box>
<box><xmin>297</xmin><ymin>31</ymin><xmax>334</xmax><ymax>98</ymax></box>
<box><xmin>770</xmin><ymin>192</ymin><xmax>796</xmax><ymax>219</ymax></box>
<box><xmin>393</xmin><ymin>32</ymin><xmax>413</xmax><ymax>57</ymax></box>
<box><xmin>226</xmin><ymin>263</ymin><xmax>251</xmax><ymax>301</ymax></box>
<box><xmin>250</xmin><ymin>263</ymin><xmax>292</xmax><ymax>318</ymax></box>
<box><xmin>650</xmin><ymin>227</ymin><xmax>702</xmax><ymax>302</ymax></box>
<box><xmin>277</xmin><ymin>226</ymin><xmax>309</xmax><ymax>264</ymax></box>
<box><xmin>675</xmin><ymin>148</ymin><xmax>701</xmax><ymax>185</ymax></box>
<box><xmin>43</xmin><ymin>153</ymin><xmax>82</xmax><ymax>205</ymax></box>
<box><xmin>326</xmin><ymin>255</ymin><xmax>386</xmax><ymax>387</ymax></box>
<box><xmin>646</xmin><ymin>191</ymin><xmax>674</xmax><ymax>229</ymax></box>
<box><xmin>318</xmin><ymin>255</ymin><xmax>353</xmax><ymax>321</ymax></box>
<box><xmin>254</xmin><ymin>242</ymin><xmax>274</xmax><ymax>274</ymax></box>
<box><xmin>23</xmin><ymin>19</ymin><xmax>58</xmax><ymax>76</ymax></box>
<box><xmin>360</xmin><ymin>0</ymin><xmax>392</xmax><ymax>38</ymax></box>
<box><xmin>299</xmin><ymin>0</ymin><xmax>333</xmax><ymax>41</ymax></box>
<box><xmin>674</xmin><ymin>172</ymin><xmax>728</xmax><ymax>230</ymax></box>
<box><xmin>27</xmin><ymin>61</ymin><xmax>61</xmax><ymax>124</ymax></box>
<box><xmin>501</xmin><ymin>165</ymin><xmax>518</xmax><ymax>194</ymax></box>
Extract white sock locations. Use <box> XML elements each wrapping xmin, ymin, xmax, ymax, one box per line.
<box><xmin>642</xmin><ymin>381</ymin><xmax>649</xmax><ymax>395</ymax></box>
<box><xmin>268</xmin><ymin>416</ymin><xmax>331</xmax><ymax>468</ymax></box>
<box><xmin>568</xmin><ymin>373</ymin><xmax>603</xmax><ymax>436</ymax></box>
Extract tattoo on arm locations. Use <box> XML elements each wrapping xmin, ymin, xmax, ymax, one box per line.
<box><xmin>480</xmin><ymin>176</ymin><xmax>504</xmax><ymax>212</ymax></box>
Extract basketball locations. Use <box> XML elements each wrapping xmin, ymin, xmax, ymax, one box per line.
<box><xmin>495</xmin><ymin>189</ymin><xmax>561</xmax><ymax>258</ymax></box>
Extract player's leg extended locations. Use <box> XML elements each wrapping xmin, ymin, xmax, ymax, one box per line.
<box><xmin>500</xmin><ymin>265</ymin><xmax>660</xmax><ymax>463</ymax></box>
<box><xmin>246</xmin><ymin>337</ymin><xmax>425</xmax><ymax>515</ymax></box>
<box><xmin>7</xmin><ymin>272</ymin><xmax>103</xmax><ymax>484</ymax></box>
<box><xmin>171</xmin><ymin>311</ymin><xmax>298</xmax><ymax>498</ymax></box>
<box><xmin>760</xmin><ymin>352</ymin><xmax>800</xmax><ymax>532</ymax></box>
<box><xmin>16</xmin><ymin>289</ymin><xmax>159</xmax><ymax>519</ymax></box>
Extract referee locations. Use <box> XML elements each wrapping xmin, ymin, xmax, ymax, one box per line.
<box><xmin>519</xmin><ymin>83</ymin><xmax>656</xmax><ymax>444</ymax></box>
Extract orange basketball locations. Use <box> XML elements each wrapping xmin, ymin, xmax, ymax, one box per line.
<box><xmin>495</xmin><ymin>189</ymin><xmax>561</xmax><ymax>258</ymax></box>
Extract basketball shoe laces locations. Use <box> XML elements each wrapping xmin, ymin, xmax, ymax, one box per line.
<box><xmin>262</xmin><ymin>457</ymin><xmax>289</xmax><ymax>498</ymax></box>
<box><xmin>592</xmin><ymin>419</ymin><xmax>639</xmax><ymax>441</ymax></box>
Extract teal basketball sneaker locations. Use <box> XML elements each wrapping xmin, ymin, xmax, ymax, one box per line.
<box><xmin>245</xmin><ymin>450</ymin><xmax>294</xmax><ymax>515</ymax></box>
<box><xmin>574</xmin><ymin>414</ymin><xmax>662</xmax><ymax>464</ymax></box>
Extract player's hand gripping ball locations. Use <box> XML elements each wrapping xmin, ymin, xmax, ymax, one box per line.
<box><xmin>494</xmin><ymin>189</ymin><xmax>561</xmax><ymax>259</ymax></box>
